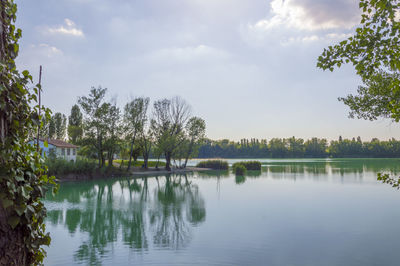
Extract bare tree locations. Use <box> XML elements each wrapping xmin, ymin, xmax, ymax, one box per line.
<box><xmin>151</xmin><ymin>97</ymin><xmax>191</xmax><ymax>171</ymax></box>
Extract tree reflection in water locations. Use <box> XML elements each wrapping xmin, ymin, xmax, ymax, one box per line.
<box><xmin>45</xmin><ymin>174</ymin><xmax>206</xmax><ymax>265</ymax></box>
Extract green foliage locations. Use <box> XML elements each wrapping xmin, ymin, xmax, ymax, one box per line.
<box><xmin>317</xmin><ymin>0</ymin><xmax>400</xmax><ymax>121</ymax></box>
<box><xmin>0</xmin><ymin>1</ymin><xmax>57</xmax><ymax>264</ymax></box>
<box><xmin>151</xmin><ymin>97</ymin><xmax>191</xmax><ymax>170</ymax></box>
<box><xmin>198</xmin><ymin>137</ymin><xmax>400</xmax><ymax>158</ymax></box>
<box><xmin>53</xmin><ymin>112</ymin><xmax>67</xmax><ymax>140</ymax></box>
<box><xmin>78</xmin><ymin>86</ymin><xmax>112</xmax><ymax>167</ymax></box>
<box><xmin>113</xmin><ymin>159</ymin><xmax>166</xmax><ymax>168</ymax></box>
<box><xmin>233</xmin><ymin>164</ymin><xmax>246</xmax><ymax>175</ymax></box>
<box><xmin>46</xmin><ymin>158</ymin><xmax>97</xmax><ymax>176</ymax></box>
<box><xmin>124</xmin><ymin>97</ymin><xmax>150</xmax><ymax>170</ymax></box>
<box><xmin>317</xmin><ymin>0</ymin><xmax>400</xmax><ymax>79</ymax></box>
<box><xmin>232</xmin><ymin>161</ymin><xmax>261</xmax><ymax>171</ymax></box>
<box><xmin>180</xmin><ymin>117</ymin><xmax>206</xmax><ymax>168</ymax></box>
<box><xmin>196</xmin><ymin>160</ymin><xmax>229</xmax><ymax>170</ymax></box>
<box><xmin>378</xmin><ymin>172</ymin><xmax>400</xmax><ymax>189</ymax></box>
<box><xmin>68</xmin><ymin>104</ymin><xmax>83</xmax><ymax>144</ymax></box>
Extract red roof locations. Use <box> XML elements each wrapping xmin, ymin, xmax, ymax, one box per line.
<box><xmin>40</xmin><ymin>138</ymin><xmax>79</xmax><ymax>148</ymax></box>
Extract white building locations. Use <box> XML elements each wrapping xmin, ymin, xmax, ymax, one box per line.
<box><xmin>30</xmin><ymin>139</ymin><xmax>79</xmax><ymax>162</ymax></box>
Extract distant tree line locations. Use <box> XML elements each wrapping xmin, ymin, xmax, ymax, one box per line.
<box><xmin>40</xmin><ymin>86</ymin><xmax>206</xmax><ymax>170</ymax></box>
<box><xmin>197</xmin><ymin>136</ymin><xmax>400</xmax><ymax>158</ymax></box>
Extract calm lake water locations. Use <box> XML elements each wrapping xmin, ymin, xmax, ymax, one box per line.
<box><xmin>44</xmin><ymin>158</ymin><xmax>400</xmax><ymax>266</ymax></box>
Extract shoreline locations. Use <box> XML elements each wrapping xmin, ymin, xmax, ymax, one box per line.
<box><xmin>55</xmin><ymin>167</ymin><xmax>211</xmax><ymax>181</ymax></box>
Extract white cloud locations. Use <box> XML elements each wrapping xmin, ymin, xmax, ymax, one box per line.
<box><xmin>30</xmin><ymin>43</ymin><xmax>63</xmax><ymax>58</ymax></box>
<box><xmin>44</xmin><ymin>18</ymin><xmax>84</xmax><ymax>37</ymax></box>
<box><xmin>252</xmin><ymin>0</ymin><xmax>359</xmax><ymax>32</ymax></box>
<box><xmin>242</xmin><ymin>0</ymin><xmax>359</xmax><ymax>47</ymax></box>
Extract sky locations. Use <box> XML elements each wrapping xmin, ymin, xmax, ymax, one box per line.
<box><xmin>14</xmin><ymin>0</ymin><xmax>400</xmax><ymax>141</ymax></box>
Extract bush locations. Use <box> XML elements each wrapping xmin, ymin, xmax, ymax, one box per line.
<box><xmin>196</xmin><ymin>160</ymin><xmax>229</xmax><ymax>170</ymax></box>
<box><xmin>233</xmin><ymin>161</ymin><xmax>261</xmax><ymax>171</ymax></box>
<box><xmin>233</xmin><ymin>164</ymin><xmax>246</xmax><ymax>175</ymax></box>
<box><xmin>113</xmin><ymin>159</ymin><xmax>166</xmax><ymax>168</ymax></box>
<box><xmin>46</xmin><ymin>158</ymin><xmax>97</xmax><ymax>176</ymax></box>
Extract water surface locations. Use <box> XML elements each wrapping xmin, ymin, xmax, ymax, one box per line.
<box><xmin>44</xmin><ymin>159</ymin><xmax>400</xmax><ymax>265</ymax></box>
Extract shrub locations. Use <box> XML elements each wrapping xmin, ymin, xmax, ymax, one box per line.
<box><xmin>233</xmin><ymin>164</ymin><xmax>246</xmax><ymax>175</ymax></box>
<box><xmin>113</xmin><ymin>159</ymin><xmax>166</xmax><ymax>168</ymax></box>
<box><xmin>196</xmin><ymin>160</ymin><xmax>229</xmax><ymax>170</ymax></box>
<box><xmin>233</xmin><ymin>161</ymin><xmax>261</xmax><ymax>171</ymax></box>
<box><xmin>46</xmin><ymin>158</ymin><xmax>97</xmax><ymax>176</ymax></box>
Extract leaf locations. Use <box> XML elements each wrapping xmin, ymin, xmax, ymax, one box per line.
<box><xmin>15</xmin><ymin>204</ymin><xmax>26</xmax><ymax>216</ymax></box>
<box><xmin>0</xmin><ymin>198</ymin><xmax>13</xmax><ymax>209</ymax></box>
<box><xmin>8</xmin><ymin>216</ymin><xmax>20</xmax><ymax>229</ymax></box>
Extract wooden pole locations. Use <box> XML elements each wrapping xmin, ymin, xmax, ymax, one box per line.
<box><xmin>36</xmin><ymin>65</ymin><xmax>42</xmax><ymax>152</ymax></box>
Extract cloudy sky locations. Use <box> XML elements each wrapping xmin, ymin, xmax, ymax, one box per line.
<box><xmin>15</xmin><ymin>0</ymin><xmax>400</xmax><ymax>141</ymax></box>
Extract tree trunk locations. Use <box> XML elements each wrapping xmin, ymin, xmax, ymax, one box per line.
<box><xmin>155</xmin><ymin>154</ymin><xmax>160</xmax><ymax>169</ymax></box>
<box><xmin>108</xmin><ymin>151</ymin><xmax>113</xmax><ymax>168</ymax></box>
<box><xmin>0</xmin><ymin>207</ymin><xmax>28</xmax><ymax>265</ymax></box>
<box><xmin>165</xmin><ymin>152</ymin><xmax>172</xmax><ymax>171</ymax></box>
<box><xmin>183</xmin><ymin>142</ymin><xmax>193</xmax><ymax>168</ymax></box>
<box><xmin>127</xmin><ymin>137</ymin><xmax>135</xmax><ymax>171</ymax></box>
<box><xmin>143</xmin><ymin>152</ymin><xmax>149</xmax><ymax>169</ymax></box>
<box><xmin>101</xmin><ymin>153</ymin><xmax>106</xmax><ymax>168</ymax></box>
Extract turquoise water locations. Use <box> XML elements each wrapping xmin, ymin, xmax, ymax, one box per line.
<box><xmin>44</xmin><ymin>159</ymin><xmax>400</xmax><ymax>265</ymax></box>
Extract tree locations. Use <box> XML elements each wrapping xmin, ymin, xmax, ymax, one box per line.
<box><xmin>151</xmin><ymin>97</ymin><xmax>191</xmax><ymax>171</ymax></box>
<box><xmin>317</xmin><ymin>0</ymin><xmax>400</xmax><ymax>121</ymax></box>
<box><xmin>304</xmin><ymin>138</ymin><xmax>327</xmax><ymax>158</ymax></box>
<box><xmin>78</xmin><ymin>86</ymin><xmax>109</xmax><ymax>167</ymax></box>
<box><xmin>48</xmin><ymin>116</ymin><xmax>56</xmax><ymax>139</ymax></box>
<box><xmin>138</xmin><ymin>128</ymin><xmax>153</xmax><ymax>169</ymax></box>
<box><xmin>104</xmin><ymin>102</ymin><xmax>121</xmax><ymax>167</ymax></box>
<box><xmin>53</xmin><ymin>112</ymin><xmax>67</xmax><ymax>140</ymax></box>
<box><xmin>182</xmin><ymin>117</ymin><xmax>206</xmax><ymax>168</ymax></box>
<box><xmin>0</xmin><ymin>1</ymin><xmax>57</xmax><ymax>264</ymax></box>
<box><xmin>124</xmin><ymin>97</ymin><xmax>149</xmax><ymax>171</ymax></box>
<box><xmin>68</xmin><ymin>104</ymin><xmax>83</xmax><ymax>144</ymax></box>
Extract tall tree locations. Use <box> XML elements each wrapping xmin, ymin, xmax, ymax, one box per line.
<box><xmin>48</xmin><ymin>116</ymin><xmax>56</xmax><ymax>139</ymax></box>
<box><xmin>151</xmin><ymin>97</ymin><xmax>191</xmax><ymax>171</ymax></box>
<box><xmin>182</xmin><ymin>117</ymin><xmax>206</xmax><ymax>168</ymax></box>
<box><xmin>53</xmin><ymin>112</ymin><xmax>67</xmax><ymax>140</ymax></box>
<box><xmin>104</xmin><ymin>102</ymin><xmax>121</xmax><ymax>167</ymax></box>
<box><xmin>68</xmin><ymin>104</ymin><xmax>83</xmax><ymax>144</ymax></box>
<box><xmin>124</xmin><ymin>97</ymin><xmax>149</xmax><ymax>171</ymax></box>
<box><xmin>78</xmin><ymin>86</ymin><xmax>108</xmax><ymax>167</ymax></box>
<box><xmin>0</xmin><ymin>1</ymin><xmax>57</xmax><ymax>264</ymax></box>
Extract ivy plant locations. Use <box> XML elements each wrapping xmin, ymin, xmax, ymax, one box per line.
<box><xmin>0</xmin><ymin>0</ymin><xmax>57</xmax><ymax>265</ymax></box>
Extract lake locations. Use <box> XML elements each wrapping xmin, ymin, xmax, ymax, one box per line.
<box><xmin>44</xmin><ymin>158</ymin><xmax>400</xmax><ymax>265</ymax></box>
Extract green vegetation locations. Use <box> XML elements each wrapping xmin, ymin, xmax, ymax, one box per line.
<box><xmin>196</xmin><ymin>160</ymin><xmax>229</xmax><ymax>170</ymax></box>
<box><xmin>0</xmin><ymin>1</ymin><xmax>57</xmax><ymax>264</ymax></box>
<box><xmin>232</xmin><ymin>161</ymin><xmax>260</xmax><ymax>176</ymax></box>
<box><xmin>46</xmin><ymin>158</ymin><xmax>97</xmax><ymax>176</ymax></box>
<box><xmin>318</xmin><ymin>0</ymin><xmax>400</xmax><ymax>122</ymax></box>
<box><xmin>233</xmin><ymin>164</ymin><xmax>246</xmax><ymax>175</ymax></box>
<box><xmin>67</xmin><ymin>104</ymin><xmax>83</xmax><ymax>144</ymax></box>
<box><xmin>45</xmin><ymin>91</ymin><xmax>206</xmax><ymax>171</ymax></box>
<box><xmin>240</xmin><ymin>161</ymin><xmax>261</xmax><ymax>170</ymax></box>
<box><xmin>198</xmin><ymin>137</ymin><xmax>400</xmax><ymax>158</ymax></box>
<box><xmin>317</xmin><ymin>0</ymin><xmax>400</xmax><ymax>187</ymax></box>
<box><xmin>113</xmin><ymin>159</ymin><xmax>166</xmax><ymax>168</ymax></box>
